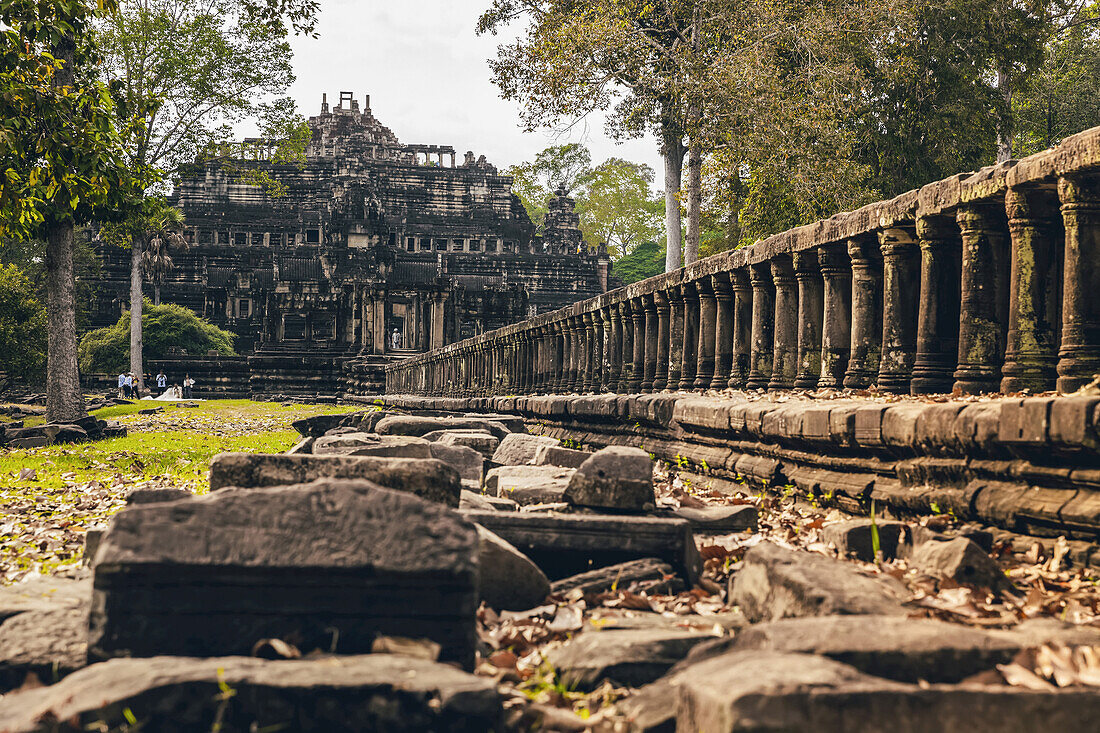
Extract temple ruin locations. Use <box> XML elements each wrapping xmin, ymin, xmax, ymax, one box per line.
<box><xmin>86</xmin><ymin>92</ymin><xmax>612</xmax><ymax>395</ymax></box>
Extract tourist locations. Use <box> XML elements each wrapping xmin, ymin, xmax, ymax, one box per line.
<box><xmin>183</xmin><ymin>374</ymin><xmax>194</xmax><ymax>399</ymax></box>
<box><xmin>391</xmin><ymin>328</ymin><xmax>401</xmax><ymax>350</ymax></box>
<box><xmin>117</xmin><ymin>371</ymin><xmax>127</xmax><ymax>399</ymax></box>
<box><xmin>156</xmin><ymin>371</ymin><xmax>167</xmax><ymax>390</ymax></box>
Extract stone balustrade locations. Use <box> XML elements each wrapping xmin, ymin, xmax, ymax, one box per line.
<box><xmin>386</xmin><ymin>127</ymin><xmax>1100</xmax><ymax>397</ymax></box>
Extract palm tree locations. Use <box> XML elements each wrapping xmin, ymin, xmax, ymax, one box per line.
<box><xmin>141</xmin><ymin>206</ymin><xmax>187</xmax><ymax>306</ymax></box>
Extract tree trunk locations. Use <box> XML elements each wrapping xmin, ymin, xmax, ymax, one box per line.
<box><xmin>45</xmin><ymin>220</ymin><xmax>86</xmax><ymax>423</ymax></box>
<box><xmin>154</xmin><ymin>284</ymin><xmax>161</xmax><ymax>306</ymax></box>
<box><xmin>684</xmin><ymin>131</ymin><xmax>702</xmax><ymax>265</ymax></box>
<box><xmin>130</xmin><ymin>234</ymin><xmax>145</xmax><ymax>395</ymax></box>
<box><xmin>725</xmin><ymin>173</ymin><xmax>744</xmax><ymax>250</ymax></box>
<box><xmin>663</xmin><ymin>129</ymin><xmax>687</xmax><ymax>273</ymax></box>
<box><xmin>995</xmin><ymin>67</ymin><xmax>1014</xmax><ymax>163</ymax></box>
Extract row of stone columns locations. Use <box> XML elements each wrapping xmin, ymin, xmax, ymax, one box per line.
<box><xmin>387</xmin><ymin>172</ymin><xmax>1100</xmax><ymax>398</ymax></box>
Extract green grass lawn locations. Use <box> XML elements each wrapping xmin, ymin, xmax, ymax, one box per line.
<box><xmin>0</xmin><ymin>398</ymin><xmax>356</xmax><ymax>583</ymax></box>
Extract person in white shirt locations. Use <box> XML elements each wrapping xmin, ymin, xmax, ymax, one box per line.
<box><xmin>117</xmin><ymin>372</ymin><xmax>127</xmax><ymax>399</ymax></box>
<box><xmin>156</xmin><ymin>372</ymin><xmax>167</xmax><ymax>390</ymax></box>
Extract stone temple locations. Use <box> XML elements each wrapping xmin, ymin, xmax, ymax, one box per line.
<box><xmin>86</xmin><ymin>92</ymin><xmax>613</xmax><ymax>395</ymax></box>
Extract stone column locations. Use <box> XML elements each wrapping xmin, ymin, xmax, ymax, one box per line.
<box><xmin>877</xmin><ymin>228</ymin><xmax>921</xmax><ymax>393</ymax></box>
<box><xmin>953</xmin><ymin>202</ymin><xmax>1010</xmax><ymax>394</ymax></box>
<box><xmin>654</xmin><ymin>291</ymin><xmax>671</xmax><ymax>391</ymax></box>
<box><xmin>571</xmin><ymin>317</ymin><xmax>585</xmax><ymax>393</ymax></box>
<box><xmin>430</xmin><ymin>293</ymin><xmax>447</xmax><ymax>350</ymax></box>
<box><xmin>641</xmin><ymin>295</ymin><xmax>659</xmax><ymax>391</ymax></box>
<box><xmin>711</xmin><ymin>272</ymin><xmax>734</xmax><ymax>389</ymax></box>
<box><xmin>1001</xmin><ymin>186</ymin><xmax>1063</xmax><ymax>393</ymax></box>
<box><xmin>680</xmin><ymin>282</ymin><xmax>699</xmax><ymax>390</ymax></box>
<box><xmin>629</xmin><ymin>298</ymin><xmax>646</xmax><ymax>392</ymax></box>
<box><xmin>694</xmin><ymin>278</ymin><xmax>717</xmax><ymax>390</ymax></box>
<box><xmin>607</xmin><ymin>305</ymin><xmax>623</xmax><ymax>391</ymax></box>
<box><xmin>1057</xmin><ymin>173</ymin><xmax>1100</xmax><ymax>392</ymax></box>
<box><xmin>560</xmin><ymin>321</ymin><xmax>573</xmax><ymax>392</ymax></box>
<box><xmin>619</xmin><ymin>302</ymin><xmax>634</xmax><ymax>392</ymax></box>
<box><xmin>582</xmin><ymin>312</ymin><xmax>596</xmax><ymax>392</ymax></box>
<box><xmin>746</xmin><ymin>263</ymin><xmax>775</xmax><ymax>390</ymax></box>
<box><xmin>593</xmin><ymin>311</ymin><xmax>606</xmax><ymax>392</ymax></box>
<box><xmin>793</xmin><ymin>250</ymin><xmax>824</xmax><ymax>389</ymax></box>
<box><xmin>667</xmin><ymin>286</ymin><xmax>685</xmax><ymax>390</ymax></box>
<box><xmin>844</xmin><ymin>238</ymin><xmax>883</xmax><ymax>388</ymax></box>
<box><xmin>729</xmin><ymin>269</ymin><xmax>752</xmax><ymax>388</ymax></box>
<box><xmin>912</xmin><ymin>216</ymin><xmax>962</xmax><ymax>394</ymax></box>
<box><xmin>554</xmin><ymin>322</ymin><xmax>567</xmax><ymax>393</ymax></box>
<box><xmin>817</xmin><ymin>243</ymin><xmax>852</xmax><ymax>389</ymax></box>
<box><xmin>768</xmin><ymin>256</ymin><xmax>798</xmax><ymax>391</ymax></box>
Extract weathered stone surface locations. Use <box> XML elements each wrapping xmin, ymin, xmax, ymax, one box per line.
<box><xmin>208</xmin><ymin>452</ymin><xmax>461</xmax><ymax>506</ymax></box>
<box><xmin>0</xmin><ymin>654</ymin><xmax>504</xmax><ymax>732</ymax></box>
<box><xmin>670</xmin><ymin>505</ymin><xmax>758</xmax><ymax>533</ymax></box>
<box><xmin>89</xmin><ymin>479</ymin><xmax>480</xmax><ymax>667</ymax></box>
<box><xmin>0</xmin><ymin>608</ymin><xmax>86</xmax><ymax>692</ymax></box>
<box><xmin>730</xmin><ymin>542</ymin><xmax>908</xmax><ymax>622</ymax></box>
<box><xmin>436</xmin><ymin>431</ymin><xmax>500</xmax><ymax>457</ymax></box>
<box><xmin>531</xmin><ymin>443</ymin><xmax>591</xmax><ymax>468</ymax></box>
<box><xmin>377</xmin><ymin>416</ymin><xmax>510</xmax><ymax>440</ymax></box>
<box><xmin>612</xmin><ymin>679</ymin><xmax>678</xmax><ymax>732</ymax></box>
<box><xmin>490</xmin><ymin>433</ymin><xmax>559</xmax><ymax>465</ymax></box>
<box><xmin>285</xmin><ymin>436</ymin><xmax>314</xmax><ymax>454</ymax></box>
<box><xmin>429</xmin><ymin>442</ymin><xmax>484</xmax><ymax>483</ymax></box>
<box><xmin>463</xmin><ymin>509</ymin><xmax>700</xmax><ymax>583</ymax></box>
<box><xmin>673</xmin><ymin>649</ymin><xmax>1100</xmax><ymax>732</ymax></box>
<box><xmin>462</xmin><ymin>412</ymin><xmax>526</xmax><ymax>433</ymax></box>
<box><xmin>126</xmin><ymin>488</ymin><xmax>194</xmax><ymax>505</ymax></box>
<box><xmin>475</xmin><ymin>525</ymin><xmax>550</xmax><ymax>611</ymax></box>
<box><xmin>291</xmin><ymin>412</ymin><xmax>359</xmax><ymax>437</ymax></box>
<box><xmin>547</xmin><ymin>629</ymin><xmax>716</xmax><ymax>689</ymax></box>
<box><xmin>551</xmin><ymin>558</ymin><xmax>683</xmax><ymax>596</ymax></box>
<box><xmin>313</xmin><ymin>432</ymin><xmax>433</xmax><ymax>458</ymax></box>
<box><xmin>717</xmin><ymin>615</ymin><xmax>1024</xmax><ymax>682</ymax></box>
<box><xmin>909</xmin><ymin>536</ymin><xmax>1007</xmax><ymax>588</ymax></box>
<box><xmin>485</xmin><ymin>465</ymin><xmax>575</xmax><ymax>505</ymax></box>
<box><xmin>564</xmin><ymin>446</ymin><xmax>655</xmax><ymax>511</ymax></box>
<box><xmin>824</xmin><ymin>519</ymin><xmax>910</xmax><ymax>561</ymax></box>
<box><xmin>0</xmin><ymin>573</ymin><xmax>90</xmax><ymax>624</ymax></box>
<box><xmin>459</xmin><ymin>490</ymin><xmax>517</xmax><ymax>512</ymax></box>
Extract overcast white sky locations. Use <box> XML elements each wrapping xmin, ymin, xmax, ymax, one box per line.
<box><xmin>280</xmin><ymin>0</ymin><xmax>664</xmax><ymax>177</ymax></box>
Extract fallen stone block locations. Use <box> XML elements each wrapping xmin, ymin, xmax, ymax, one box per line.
<box><xmin>462</xmin><ymin>412</ymin><xmax>526</xmax><ymax>432</ymax></box>
<box><xmin>909</xmin><ymin>535</ymin><xmax>1008</xmax><ymax>589</ymax></box>
<box><xmin>0</xmin><ymin>654</ymin><xmax>504</xmax><ymax>732</ymax></box>
<box><xmin>668</xmin><ymin>505</ymin><xmax>758</xmax><ymax>533</ymax></box>
<box><xmin>285</xmin><ymin>436</ymin><xmax>314</xmax><ymax>454</ymax></box>
<box><xmin>730</xmin><ymin>542</ymin><xmax>908</xmax><ymax>622</ymax></box>
<box><xmin>476</xmin><ymin>525</ymin><xmax>550</xmax><ymax>611</ymax></box>
<box><xmin>459</xmin><ymin>490</ymin><xmax>517</xmax><ymax>512</ymax></box>
<box><xmin>126</xmin><ymin>488</ymin><xmax>194</xmax><ymax>505</ymax></box>
<box><xmin>551</xmin><ymin>558</ymin><xmax>682</xmax><ymax>596</ymax></box>
<box><xmin>531</xmin><ymin>443</ymin><xmax>591</xmax><ymax>468</ymax></box>
<box><xmin>611</xmin><ymin>678</ymin><xmax>678</xmax><ymax>733</ymax></box>
<box><xmin>485</xmin><ymin>465</ymin><xmax>575</xmax><ymax>505</ymax></box>
<box><xmin>0</xmin><ymin>607</ymin><xmax>86</xmax><ymax>692</ymax></box>
<box><xmin>290</xmin><ymin>412</ymin><xmax>360</xmax><ymax>437</ymax></box>
<box><xmin>708</xmin><ymin>615</ymin><xmax>1024</xmax><ymax>683</ymax></box>
<box><xmin>7</xmin><ymin>436</ymin><xmax>49</xmax><ymax>449</ymax></box>
<box><xmin>0</xmin><ymin>573</ymin><xmax>90</xmax><ymax>625</ymax></box>
<box><xmin>89</xmin><ymin>479</ymin><xmax>480</xmax><ymax>667</ymax></box>
<box><xmin>313</xmin><ymin>432</ymin><xmax>433</xmax><ymax>458</ymax></box>
<box><xmin>430</xmin><ymin>442</ymin><xmax>484</xmax><ymax>483</ymax></box>
<box><xmin>436</xmin><ymin>431</ymin><xmax>500</xmax><ymax>457</ymax></box>
<box><xmin>490</xmin><ymin>433</ymin><xmax>559</xmax><ymax>465</ymax></box>
<box><xmin>564</xmin><ymin>446</ymin><xmax>656</xmax><ymax>512</ymax></box>
<box><xmin>208</xmin><ymin>452</ymin><xmax>461</xmax><ymax>506</ymax></box>
<box><xmin>823</xmin><ymin>519</ymin><xmax>910</xmax><ymax>562</ymax></box>
<box><xmin>463</xmin><ymin>509</ymin><xmax>700</xmax><ymax>583</ymax></box>
<box><xmin>377</xmin><ymin>415</ymin><xmax>510</xmax><ymax>440</ymax></box>
<box><xmin>673</xmin><ymin>649</ymin><xmax>1100</xmax><ymax>732</ymax></box>
<box><xmin>547</xmin><ymin>628</ymin><xmax>717</xmax><ymax>689</ymax></box>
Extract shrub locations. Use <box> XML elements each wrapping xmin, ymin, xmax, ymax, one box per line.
<box><xmin>0</xmin><ymin>264</ymin><xmax>47</xmax><ymax>385</ymax></box>
<box><xmin>78</xmin><ymin>301</ymin><xmax>235</xmax><ymax>374</ymax></box>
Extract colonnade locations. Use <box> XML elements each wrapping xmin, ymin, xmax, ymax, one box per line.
<box><xmin>387</xmin><ymin>129</ymin><xmax>1100</xmax><ymax>398</ymax></box>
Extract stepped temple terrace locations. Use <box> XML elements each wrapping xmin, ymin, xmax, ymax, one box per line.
<box><xmin>85</xmin><ymin>92</ymin><xmax>612</xmax><ymax>396</ymax></box>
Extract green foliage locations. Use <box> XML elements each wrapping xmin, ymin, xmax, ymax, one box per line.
<box><xmin>575</xmin><ymin>158</ymin><xmax>663</xmax><ymax>257</ymax></box>
<box><xmin>78</xmin><ymin>301</ymin><xmax>234</xmax><ymax>374</ymax></box>
<box><xmin>0</xmin><ymin>264</ymin><xmax>46</xmax><ymax>385</ymax></box>
<box><xmin>506</xmin><ymin>143</ymin><xmax>593</xmax><ymax>228</ymax></box>
<box><xmin>611</xmin><ymin>240</ymin><xmax>665</xmax><ymax>285</ymax></box>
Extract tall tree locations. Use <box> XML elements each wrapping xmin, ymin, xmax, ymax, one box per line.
<box><xmin>97</xmin><ymin>0</ymin><xmax>299</xmax><ymax>391</ymax></box>
<box><xmin>0</xmin><ymin>0</ymin><xmax>137</xmax><ymax>422</ymax></box>
<box><xmin>575</xmin><ymin>158</ymin><xmax>663</xmax><ymax>258</ymax></box>
<box><xmin>506</xmin><ymin>143</ymin><xmax>593</xmax><ymax>228</ymax></box>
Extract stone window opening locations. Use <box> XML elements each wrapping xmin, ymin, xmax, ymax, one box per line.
<box><xmin>282</xmin><ymin>315</ymin><xmax>306</xmax><ymax>340</ymax></box>
<box><xmin>435</xmin><ymin>239</ymin><xmax>447</xmax><ymax>252</ymax></box>
<box><xmin>406</xmin><ymin>237</ymin><xmax>416</xmax><ymax>252</ymax></box>
<box><xmin>234</xmin><ymin>232</ymin><xmax>247</xmax><ymax>246</ymax></box>
<box><xmin>312</xmin><ymin>317</ymin><xmax>336</xmax><ymax>340</ymax></box>
<box><xmin>468</xmin><ymin>239</ymin><xmax>481</xmax><ymax>252</ymax></box>
<box><xmin>218</xmin><ymin>231</ymin><xmax>230</xmax><ymax>245</ymax></box>
<box><xmin>451</xmin><ymin>239</ymin><xmax>464</xmax><ymax>252</ymax></box>
<box><xmin>199</xmin><ymin>230</ymin><xmax>213</xmax><ymax>245</ymax></box>
<box><xmin>237</xmin><ymin>298</ymin><xmax>251</xmax><ymax>318</ymax></box>
<box><xmin>306</xmin><ymin>229</ymin><xmax>321</xmax><ymax>244</ymax></box>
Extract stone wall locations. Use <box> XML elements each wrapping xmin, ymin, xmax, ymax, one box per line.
<box><xmin>385</xmin><ymin>125</ymin><xmax>1100</xmax><ymax>398</ymax></box>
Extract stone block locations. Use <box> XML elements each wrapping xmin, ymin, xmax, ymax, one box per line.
<box><xmin>485</xmin><ymin>465</ymin><xmax>574</xmax><ymax>505</ymax></box>
<box><xmin>208</xmin><ymin>453</ymin><xmax>461</xmax><ymax>506</ymax></box>
<box><xmin>914</xmin><ymin>402</ymin><xmax>966</xmax><ymax>454</ymax></box>
<box><xmin>881</xmin><ymin>404</ymin><xmax>927</xmax><ymax>452</ymax></box>
<box><xmin>853</xmin><ymin>404</ymin><xmax>889</xmax><ymax>447</ymax></box>
<box><xmin>459</xmin><ymin>490</ymin><xmax>517</xmax><ymax>512</ymax></box>
<box><xmin>462</xmin><ymin>509</ymin><xmax>701</xmax><ymax>583</ymax></box>
<box><xmin>823</xmin><ymin>519</ymin><xmax>909</xmax><ymax>561</ymax></box>
<box><xmin>673</xmin><ymin>398</ymin><xmax>731</xmax><ymax>432</ymax></box>
<box><xmin>548</xmin><ymin>629</ymin><xmax>717</xmax><ymax>690</ymax></box>
<box><xmin>564</xmin><ymin>446</ymin><xmax>655</xmax><ymax>511</ymax></box>
<box><xmin>955</xmin><ymin>402</ymin><xmax>1004</xmax><ymax>453</ymax></box>
<box><xmin>0</xmin><ymin>607</ymin><xmax>87</xmax><ymax>692</ymax></box>
<box><xmin>313</xmin><ymin>433</ymin><xmax>432</xmax><ymax>458</ymax></box>
<box><xmin>730</xmin><ymin>542</ymin><xmax>908</xmax><ymax>622</ymax></box>
<box><xmin>531</xmin><ymin>443</ymin><xmax>590</xmax><ymax>468</ymax></box>
<box><xmin>126</xmin><ymin>488</ymin><xmax>194</xmax><ymax>505</ymax></box>
<box><xmin>437</xmin><ymin>431</ymin><xmax>500</xmax><ymax>457</ymax></box>
<box><xmin>732</xmin><ymin>454</ymin><xmax>783</xmax><ymax>485</ymax></box>
<box><xmin>429</xmin><ymin>442</ymin><xmax>484</xmax><ymax>483</ymax></box>
<box><xmin>909</xmin><ymin>536</ymin><xmax>1006</xmax><ymax>589</ymax></box>
<box><xmin>462</xmin><ymin>413</ymin><xmax>526</xmax><ymax>432</ymax></box>
<box><xmin>89</xmin><ymin>479</ymin><xmax>480</xmax><ymax>667</ymax></box>
<box><xmin>669</xmin><ymin>505</ymin><xmax>758</xmax><ymax>533</ymax></box>
<box><xmin>0</xmin><ymin>655</ymin><xmax>504</xmax><ymax>732</ymax></box>
<box><xmin>490</xmin><ymin>433</ymin><xmax>559</xmax><ymax>465</ymax></box>
<box><xmin>290</xmin><ymin>412</ymin><xmax>359</xmax><ymax>437</ymax></box>
<box><xmin>376</xmin><ymin>415</ymin><xmax>510</xmax><ymax>440</ymax></box>
<box><xmin>1049</xmin><ymin>396</ymin><xmax>1100</xmax><ymax>449</ymax></box>
<box><xmin>0</xmin><ymin>573</ymin><xmax>90</xmax><ymax>626</ymax></box>
<box><xmin>475</xmin><ymin>525</ymin><xmax>549</xmax><ymax>611</ymax></box>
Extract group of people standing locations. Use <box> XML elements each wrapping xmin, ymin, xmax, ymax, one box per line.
<box><xmin>117</xmin><ymin>371</ymin><xmax>195</xmax><ymax>400</ymax></box>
